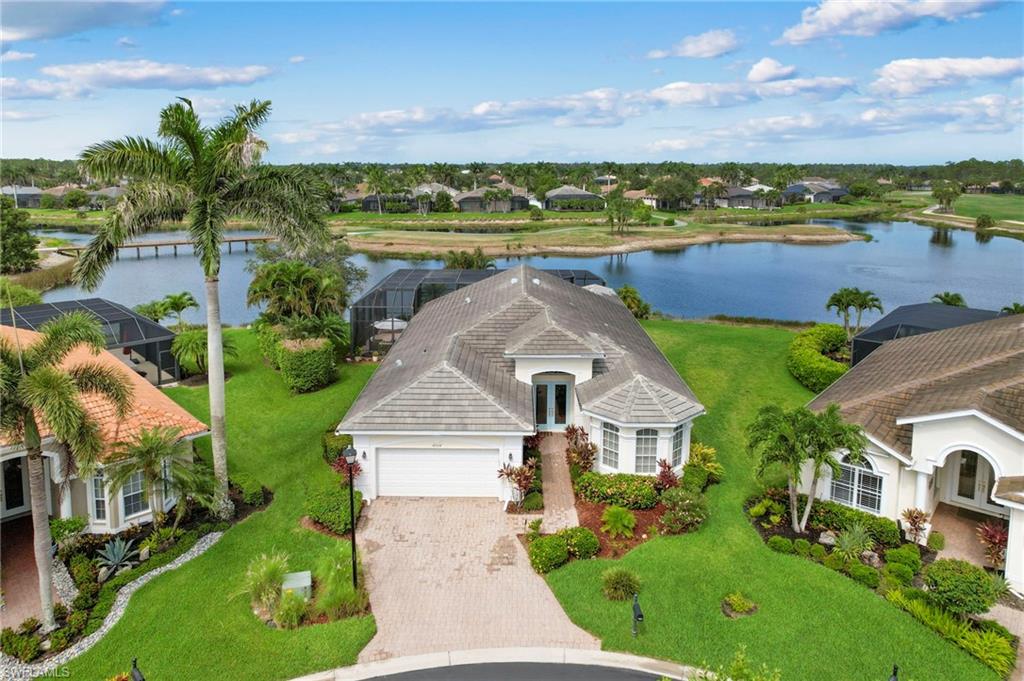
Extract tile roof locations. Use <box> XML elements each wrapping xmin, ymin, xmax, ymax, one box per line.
<box><xmin>340</xmin><ymin>266</ymin><xmax>703</xmax><ymax>432</ymax></box>
<box><xmin>0</xmin><ymin>325</ymin><xmax>208</xmax><ymax>458</ymax></box>
<box><xmin>545</xmin><ymin>185</ymin><xmax>602</xmax><ymax>200</ymax></box>
<box><xmin>994</xmin><ymin>476</ymin><xmax>1024</xmax><ymax>505</ymax></box>
<box><xmin>809</xmin><ymin>315</ymin><xmax>1024</xmax><ymax>456</ymax></box>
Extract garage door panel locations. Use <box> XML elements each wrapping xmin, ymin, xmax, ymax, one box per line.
<box><xmin>377</xmin><ymin>448</ymin><xmax>499</xmax><ymax>497</ymax></box>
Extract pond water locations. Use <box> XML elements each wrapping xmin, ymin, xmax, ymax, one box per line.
<box><xmin>37</xmin><ymin>220</ymin><xmax>1023</xmax><ymax>326</ymax></box>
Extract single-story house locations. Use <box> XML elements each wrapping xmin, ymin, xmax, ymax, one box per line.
<box><xmin>454</xmin><ymin>183</ymin><xmax>530</xmax><ymax>213</ymax></box>
<box><xmin>803</xmin><ymin>315</ymin><xmax>1024</xmax><ymax>592</ymax></box>
<box><xmin>743</xmin><ymin>183</ymin><xmax>774</xmax><ymax>193</ymax></box>
<box><xmin>0</xmin><ymin>324</ymin><xmax>208</xmax><ymax>536</ymax></box>
<box><xmin>362</xmin><ymin>193</ymin><xmax>414</xmax><ymax>213</ymax></box>
<box><xmin>784</xmin><ymin>182</ymin><xmax>849</xmax><ymax>203</ymax></box>
<box><xmin>1</xmin><ymin>185</ymin><xmax>42</xmax><ymax>208</ymax></box>
<box><xmin>624</xmin><ymin>189</ymin><xmax>689</xmax><ymax>211</ymax></box>
<box><xmin>339</xmin><ymin>265</ymin><xmax>704</xmax><ymax>500</ymax></box>
<box><xmin>852</xmin><ymin>303</ymin><xmax>1002</xmax><ymax>366</ymax></box>
<box><xmin>543</xmin><ymin>185</ymin><xmax>605</xmax><ymax>211</ymax></box>
<box><xmin>693</xmin><ymin>186</ymin><xmax>767</xmax><ymax>209</ymax></box>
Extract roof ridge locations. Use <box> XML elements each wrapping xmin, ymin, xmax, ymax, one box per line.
<box><xmin>636</xmin><ymin>375</ymin><xmax>677</xmax><ymax>422</ymax></box>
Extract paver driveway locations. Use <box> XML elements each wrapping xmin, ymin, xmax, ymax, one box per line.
<box><xmin>357</xmin><ymin>497</ymin><xmax>600</xmax><ymax>662</ymax></box>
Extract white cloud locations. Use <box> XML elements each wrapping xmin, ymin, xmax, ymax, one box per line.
<box><xmin>1</xmin><ymin>110</ymin><xmax>51</xmax><ymax>121</ymax></box>
<box><xmin>647</xmin><ymin>82</ymin><xmax>752</xmax><ymax>107</ymax></box>
<box><xmin>1</xmin><ymin>50</ymin><xmax>36</xmax><ymax>62</ymax></box>
<box><xmin>647</xmin><ymin>29</ymin><xmax>740</xmax><ymax>59</ymax></box>
<box><xmin>872</xmin><ymin>56</ymin><xmax>1024</xmax><ymax>96</ymax></box>
<box><xmin>117</xmin><ymin>36</ymin><xmax>138</xmax><ymax>48</ymax></box>
<box><xmin>40</xmin><ymin>59</ymin><xmax>272</xmax><ymax>90</ymax></box>
<box><xmin>747</xmin><ymin>57</ymin><xmax>797</xmax><ymax>83</ymax></box>
<box><xmin>1</xmin><ymin>77</ymin><xmax>83</xmax><ymax>99</ymax></box>
<box><xmin>778</xmin><ymin>0</ymin><xmax>996</xmax><ymax>45</ymax></box>
<box><xmin>648</xmin><ymin>137</ymin><xmax>711</xmax><ymax>152</ymax></box>
<box><xmin>288</xmin><ymin>55</ymin><xmax>306</xmax><ymax>64</ymax></box>
<box><xmin>169</xmin><ymin>8</ymin><xmax>185</xmax><ymax>16</ymax></box>
<box><xmin>0</xmin><ymin>1</ymin><xmax>164</xmax><ymax>43</ymax></box>
<box><xmin>188</xmin><ymin>95</ymin><xmax>229</xmax><ymax>118</ymax></box>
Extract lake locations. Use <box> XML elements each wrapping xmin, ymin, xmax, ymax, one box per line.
<box><xmin>37</xmin><ymin>220</ymin><xmax>1023</xmax><ymax>326</ymax></box>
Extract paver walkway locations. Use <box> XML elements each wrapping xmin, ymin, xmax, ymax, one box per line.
<box><xmin>0</xmin><ymin>516</ymin><xmax>59</xmax><ymax>629</ymax></box>
<box><xmin>540</xmin><ymin>434</ymin><xmax>579</xmax><ymax>532</ymax></box>
<box><xmin>356</xmin><ymin>497</ymin><xmax>599</xmax><ymax>662</ymax></box>
<box><xmin>989</xmin><ymin>603</ymin><xmax>1024</xmax><ymax>681</ymax></box>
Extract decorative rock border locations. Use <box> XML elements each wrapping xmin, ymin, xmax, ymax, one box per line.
<box><xmin>52</xmin><ymin>556</ymin><xmax>79</xmax><ymax>606</ymax></box>
<box><xmin>0</xmin><ymin>532</ymin><xmax>223</xmax><ymax>679</ymax></box>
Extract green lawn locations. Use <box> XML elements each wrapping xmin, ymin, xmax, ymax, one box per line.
<box><xmin>63</xmin><ymin>330</ymin><xmax>378</xmax><ymax>680</ymax></box>
<box><xmin>953</xmin><ymin>194</ymin><xmax>1024</xmax><ymax>222</ymax></box>
<box><xmin>547</xmin><ymin>320</ymin><xmax>997</xmax><ymax>681</ymax></box>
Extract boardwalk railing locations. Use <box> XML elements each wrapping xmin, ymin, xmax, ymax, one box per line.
<box><xmin>56</xmin><ymin>235</ymin><xmax>277</xmax><ymax>258</ymax></box>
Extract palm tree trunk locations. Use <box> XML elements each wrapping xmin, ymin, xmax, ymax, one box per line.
<box><xmin>26</xmin><ymin>447</ymin><xmax>56</xmax><ymax>631</ymax></box>
<box><xmin>799</xmin><ymin>475</ymin><xmax>819</xmax><ymax>532</ymax></box>
<box><xmin>151</xmin><ymin>473</ymin><xmax>165</xmax><ymax>527</ymax></box>
<box><xmin>204</xmin><ymin>276</ymin><xmax>231</xmax><ymax>515</ymax></box>
<box><xmin>788</xmin><ymin>477</ymin><xmax>800</xmax><ymax>534</ymax></box>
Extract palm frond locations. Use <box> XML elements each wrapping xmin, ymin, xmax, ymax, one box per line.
<box><xmin>224</xmin><ymin>166</ymin><xmax>330</xmax><ymax>251</ymax></box>
<box><xmin>208</xmin><ymin>100</ymin><xmax>272</xmax><ymax>170</ymax></box>
<box><xmin>79</xmin><ymin>137</ymin><xmax>184</xmax><ymax>183</ymax></box>
<box><xmin>69</xmin><ymin>362</ymin><xmax>134</xmax><ymax>419</ymax></box>
<box><xmin>188</xmin><ymin>198</ymin><xmax>228</xmax><ymax>277</ymax></box>
<box><xmin>157</xmin><ymin>101</ymin><xmax>208</xmax><ymax>164</ymax></box>
<box><xmin>30</xmin><ymin>311</ymin><xmax>107</xmax><ymax>366</ymax></box>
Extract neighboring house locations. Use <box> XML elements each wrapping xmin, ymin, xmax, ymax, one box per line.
<box><xmin>0</xmin><ymin>325</ymin><xmax>208</xmax><ymax>536</ymax></box>
<box><xmin>693</xmin><ymin>186</ymin><xmax>766</xmax><ymax>209</ymax></box>
<box><xmin>594</xmin><ymin>174</ymin><xmax>617</xmax><ymax>187</ymax></box>
<box><xmin>624</xmin><ymin>189</ymin><xmax>688</xmax><ymax>211</ymax></box>
<box><xmin>454</xmin><ymin>183</ymin><xmax>530</xmax><ymax>213</ymax></box>
<box><xmin>362</xmin><ymin>193</ymin><xmax>413</xmax><ymax>213</ymax></box>
<box><xmin>803</xmin><ymin>315</ymin><xmax>1024</xmax><ymax>592</ymax></box>
<box><xmin>1</xmin><ymin>185</ymin><xmax>43</xmax><ymax>208</ymax></box>
<box><xmin>339</xmin><ymin>266</ymin><xmax>704</xmax><ymax>500</ymax></box>
<box><xmin>543</xmin><ymin>185</ymin><xmax>605</xmax><ymax>210</ymax></box>
<box><xmin>743</xmin><ymin>183</ymin><xmax>774</xmax><ymax>193</ymax></box>
<box><xmin>333</xmin><ymin>183</ymin><xmax>368</xmax><ymax>209</ymax></box>
<box><xmin>784</xmin><ymin>182</ymin><xmax>848</xmax><ymax>203</ymax></box>
<box><xmin>852</xmin><ymin>303</ymin><xmax>1002</xmax><ymax>366</ymax></box>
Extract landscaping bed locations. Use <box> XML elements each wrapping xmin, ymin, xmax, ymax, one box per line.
<box><xmin>575</xmin><ymin>499</ymin><xmax>665</xmax><ymax>558</ymax></box>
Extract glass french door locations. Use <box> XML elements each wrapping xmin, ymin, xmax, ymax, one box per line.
<box><xmin>534</xmin><ymin>382</ymin><xmax>569</xmax><ymax>431</ymax></box>
<box><xmin>951</xmin><ymin>451</ymin><xmax>1004</xmax><ymax>515</ymax></box>
<box><xmin>1</xmin><ymin>458</ymin><xmax>29</xmax><ymax>519</ymax></box>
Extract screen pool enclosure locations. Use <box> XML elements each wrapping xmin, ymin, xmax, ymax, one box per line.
<box><xmin>350</xmin><ymin>268</ymin><xmax>605</xmax><ymax>354</ymax></box>
<box><xmin>0</xmin><ymin>298</ymin><xmax>180</xmax><ymax>385</ymax></box>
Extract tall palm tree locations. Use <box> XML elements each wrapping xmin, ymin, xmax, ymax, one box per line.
<box><xmin>797</xmin><ymin>403</ymin><xmax>867</xmax><ymax>532</ymax></box>
<box><xmin>73</xmin><ymin>99</ymin><xmax>330</xmax><ymax>505</ymax></box>
<box><xmin>701</xmin><ymin>181</ymin><xmax>727</xmax><ymax>210</ymax></box>
<box><xmin>826</xmin><ymin>287</ymin><xmax>859</xmax><ymax>341</ymax></box>
<box><xmin>0</xmin><ymin>312</ymin><xmax>133</xmax><ymax>629</ymax></box>
<box><xmin>932</xmin><ymin>291</ymin><xmax>967</xmax><ymax>307</ymax></box>
<box><xmin>364</xmin><ymin>164</ymin><xmax>390</xmax><ymax>215</ymax></box>
<box><xmin>106</xmin><ymin>426</ymin><xmax>192</xmax><ymax>526</ymax></box>
<box><xmin>467</xmin><ymin>161</ymin><xmax>486</xmax><ymax>189</ymax></box>
<box><xmin>1001</xmin><ymin>302</ymin><xmax>1024</xmax><ymax>315</ymax></box>
<box><xmin>850</xmin><ymin>288</ymin><xmax>883</xmax><ymax>336</ymax></box>
<box><xmin>429</xmin><ymin>162</ymin><xmax>458</xmax><ymax>187</ymax></box>
<box><xmin>162</xmin><ymin>291</ymin><xmax>199</xmax><ymax>330</ymax></box>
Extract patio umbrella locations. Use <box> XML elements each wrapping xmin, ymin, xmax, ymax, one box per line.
<box><xmin>373</xmin><ymin>318</ymin><xmax>408</xmax><ymax>331</ymax></box>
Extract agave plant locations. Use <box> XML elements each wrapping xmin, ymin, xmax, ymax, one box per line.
<box><xmin>96</xmin><ymin>537</ymin><xmax>139</xmax><ymax>572</ymax></box>
<box><xmin>833</xmin><ymin>522</ymin><xmax>875</xmax><ymax>563</ymax></box>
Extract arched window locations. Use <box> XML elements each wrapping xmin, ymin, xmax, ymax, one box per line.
<box><xmin>636</xmin><ymin>429</ymin><xmax>658</xmax><ymax>474</ymax></box>
<box><xmin>601</xmin><ymin>422</ymin><xmax>619</xmax><ymax>469</ymax></box>
<box><xmin>830</xmin><ymin>454</ymin><xmax>882</xmax><ymax>514</ymax></box>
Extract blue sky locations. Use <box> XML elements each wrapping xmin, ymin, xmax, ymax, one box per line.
<box><xmin>2</xmin><ymin>1</ymin><xmax>1022</xmax><ymax>163</ymax></box>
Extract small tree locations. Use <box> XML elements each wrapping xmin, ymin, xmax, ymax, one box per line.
<box><xmin>39</xmin><ymin>194</ymin><xmax>58</xmax><ymax>210</ymax></box>
<box><xmin>1001</xmin><ymin>302</ymin><xmax>1024</xmax><ymax>315</ymax></box>
<box><xmin>433</xmin><ymin>191</ymin><xmax>455</xmax><ymax>213</ymax></box>
<box><xmin>63</xmin><ymin>188</ymin><xmax>90</xmax><ymax>209</ymax></box>
<box><xmin>633</xmin><ymin>203</ymin><xmax>653</xmax><ymax>226</ymax></box>
<box><xmin>931</xmin><ymin>181</ymin><xmax>961</xmax><ymax>213</ymax></box>
<box><xmin>605</xmin><ymin>189</ymin><xmax>632</xmax><ymax>234</ymax></box>
<box><xmin>172</xmin><ymin>329</ymin><xmax>238</xmax><ymax>377</ymax></box>
<box><xmin>106</xmin><ymin>426</ymin><xmax>193</xmax><ymax>527</ymax></box>
<box><xmin>134</xmin><ymin>299</ymin><xmax>170</xmax><ymax>323</ymax></box>
<box><xmin>1</xmin><ymin>196</ymin><xmax>40</xmax><ymax>274</ymax></box>
<box><xmin>617</xmin><ymin>285</ymin><xmax>651</xmax><ymax>319</ymax></box>
<box><xmin>932</xmin><ymin>291</ymin><xmax>966</xmax><ymax>307</ymax></box>
<box><xmin>162</xmin><ymin>291</ymin><xmax>199</xmax><ymax>329</ymax></box>
<box><xmin>975</xmin><ymin>214</ymin><xmax>995</xmax><ymax>230</ymax></box>
<box><xmin>826</xmin><ymin>287</ymin><xmax>859</xmax><ymax>341</ymax></box>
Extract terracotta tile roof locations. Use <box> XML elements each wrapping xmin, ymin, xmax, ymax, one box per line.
<box><xmin>0</xmin><ymin>325</ymin><xmax>208</xmax><ymax>458</ymax></box>
<box><xmin>809</xmin><ymin>316</ymin><xmax>1024</xmax><ymax>456</ymax></box>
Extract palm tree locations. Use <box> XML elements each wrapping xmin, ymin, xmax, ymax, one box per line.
<box><xmin>443</xmin><ymin>247</ymin><xmax>495</xmax><ymax>269</ymax></box>
<box><xmin>468</xmin><ymin>161</ymin><xmax>486</xmax><ymax>189</ymax></box>
<box><xmin>849</xmin><ymin>288</ymin><xmax>883</xmax><ymax>336</ymax></box>
<box><xmin>364</xmin><ymin>164</ymin><xmax>390</xmax><ymax>214</ymax></box>
<box><xmin>1001</xmin><ymin>302</ymin><xmax>1024</xmax><ymax>315</ymax></box>
<box><xmin>932</xmin><ymin>291</ymin><xmax>967</xmax><ymax>307</ymax></box>
<box><xmin>134</xmin><ymin>299</ymin><xmax>169</xmax><ymax>323</ymax></box>
<box><xmin>171</xmin><ymin>329</ymin><xmax>238</xmax><ymax>377</ymax></box>
<box><xmin>826</xmin><ymin>287</ymin><xmax>859</xmax><ymax>341</ymax></box>
<box><xmin>429</xmin><ymin>162</ymin><xmax>458</xmax><ymax>187</ymax></box>
<box><xmin>797</xmin><ymin>403</ymin><xmax>867</xmax><ymax>531</ymax></box>
<box><xmin>247</xmin><ymin>260</ymin><xmax>347</xmax><ymax>319</ymax></box>
<box><xmin>162</xmin><ymin>291</ymin><xmax>199</xmax><ymax>329</ymax></box>
<box><xmin>106</xmin><ymin>426</ymin><xmax>192</xmax><ymax>526</ymax></box>
<box><xmin>73</xmin><ymin>99</ymin><xmax>330</xmax><ymax>505</ymax></box>
<box><xmin>0</xmin><ymin>312</ymin><xmax>133</xmax><ymax>629</ymax></box>
<box><xmin>700</xmin><ymin>181</ymin><xmax>727</xmax><ymax>210</ymax></box>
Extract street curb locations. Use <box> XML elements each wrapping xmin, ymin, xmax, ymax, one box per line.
<box><xmin>289</xmin><ymin>647</ymin><xmax>700</xmax><ymax>680</ymax></box>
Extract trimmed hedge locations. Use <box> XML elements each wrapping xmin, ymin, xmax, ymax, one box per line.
<box><xmin>680</xmin><ymin>463</ymin><xmax>708</xmax><ymax>494</ymax></box>
<box><xmin>304</xmin><ymin>483</ymin><xmax>363</xmax><ymax>534</ymax></box>
<box><xmin>849</xmin><ymin>563</ymin><xmax>880</xmax><ymax>589</ymax></box>
<box><xmin>529</xmin><ymin>534</ymin><xmax>569</xmax><ymax>573</ymax></box>
<box><xmin>279</xmin><ymin>338</ymin><xmax>336</xmax><ymax>393</ymax></box>
<box><xmin>786</xmin><ymin>323</ymin><xmax>849</xmax><ymax>392</ymax></box>
<box><xmin>767</xmin><ymin>535</ymin><xmax>795</xmax><ymax>554</ymax></box>
<box><xmin>574</xmin><ymin>472</ymin><xmax>658</xmax><ymax>509</ymax></box>
<box><xmin>558</xmin><ymin>526</ymin><xmax>599</xmax><ymax>560</ymax></box>
<box><xmin>807</xmin><ymin>499</ymin><xmax>901</xmax><ymax>548</ymax></box>
<box><xmin>322</xmin><ymin>431</ymin><xmax>353</xmax><ymax>464</ymax></box>
<box><xmin>255</xmin><ymin>322</ymin><xmax>286</xmax><ymax>369</ymax></box>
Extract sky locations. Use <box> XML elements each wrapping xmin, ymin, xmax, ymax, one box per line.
<box><xmin>1</xmin><ymin>1</ymin><xmax>1023</xmax><ymax>164</ymax></box>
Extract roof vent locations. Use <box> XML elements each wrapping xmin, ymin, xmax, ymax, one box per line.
<box><xmin>510</xmin><ymin>277</ymin><xmax>518</xmax><ymax>284</ymax></box>
<box><xmin>395</xmin><ymin>359</ymin><xmax>403</xmax><ymax>367</ymax></box>
<box><xmin>531</xmin><ymin>277</ymin><xmax>540</xmax><ymax>285</ymax></box>
<box><xmin>465</xmin><ymin>296</ymin><xmax>471</xmax><ymax>303</ymax></box>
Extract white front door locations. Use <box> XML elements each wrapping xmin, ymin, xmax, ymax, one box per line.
<box><xmin>1</xmin><ymin>457</ymin><xmax>30</xmax><ymax>519</ymax></box>
<box><xmin>949</xmin><ymin>451</ymin><xmax>1006</xmax><ymax>516</ymax></box>
<box><xmin>377</xmin><ymin>448</ymin><xmax>500</xmax><ymax>498</ymax></box>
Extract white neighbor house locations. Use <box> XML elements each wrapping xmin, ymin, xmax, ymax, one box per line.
<box><xmin>338</xmin><ymin>265</ymin><xmax>704</xmax><ymax>500</ymax></box>
<box><xmin>802</xmin><ymin>315</ymin><xmax>1024</xmax><ymax>592</ymax></box>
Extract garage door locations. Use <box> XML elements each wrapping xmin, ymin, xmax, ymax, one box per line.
<box><xmin>377</xmin><ymin>448</ymin><xmax>500</xmax><ymax>497</ymax></box>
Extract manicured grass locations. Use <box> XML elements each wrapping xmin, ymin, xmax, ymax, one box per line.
<box><xmin>547</xmin><ymin>321</ymin><xmax>997</xmax><ymax>681</ymax></box>
<box><xmin>953</xmin><ymin>194</ymin><xmax>1024</xmax><ymax>222</ymax></box>
<box><xmin>328</xmin><ymin>209</ymin><xmax>609</xmax><ymax>222</ymax></box>
<box><xmin>63</xmin><ymin>330</ymin><xmax>378</xmax><ymax>680</ymax></box>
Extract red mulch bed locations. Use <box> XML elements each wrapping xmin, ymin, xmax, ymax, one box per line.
<box><xmin>575</xmin><ymin>499</ymin><xmax>665</xmax><ymax>558</ymax></box>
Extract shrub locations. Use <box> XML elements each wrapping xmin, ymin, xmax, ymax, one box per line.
<box><xmin>883</xmin><ymin>562</ymin><xmax>915</xmax><ymax>586</ymax></box>
<box><xmin>793</xmin><ymin>538</ymin><xmax>811</xmax><ymax>557</ymax></box>
<box><xmin>680</xmin><ymin>463</ymin><xmax>709</xmax><ymax>494</ymax></box>
<box><xmin>600</xmin><ymin>505</ymin><xmax>637</xmax><ymax>539</ymax></box>
<box><xmin>528</xmin><ymin>534</ymin><xmax>569</xmax><ymax>573</ymax></box>
<box><xmin>659</xmin><ymin>487</ymin><xmax>708</xmax><ymax>534</ymax></box>
<box><xmin>975</xmin><ymin>213</ymin><xmax>996</xmax><ymax>230</ymax></box>
<box><xmin>240</xmin><ymin>551</ymin><xmax>289</xmax><ymax>611</ymax></box>
<box><xmin>96</xmin><ymin>537</ymin><xmax>138</xmax><ymax>572</ymax></box>
<box><xmin>313</xmin><ymin>543</ymin><xmax>368</xmax><ymax>620</ymax></box>
<box><xmin>923</xmin><ymin>559</ymin><xmax>1001</xmax><ymax>617</ymax></box>
<box><xmin>49</xmin><ymin>516</ymin><xmax>88</xmax><ymax>544</ymax></box>
<box><xmin>833</xmin><ymin>522</ymin><xmax>875</xmax><ymax>563</ymax></box>
<box><xmin>654</xmin><ymin>458</ymin><xmax>678</xmax><ymax>492</ymax></box>
<box><xmin>529</xmin><ymin>206</ymin><xmax>544</xmax><ymax>221</ymax></box>
<box><xmin>304</xmin><ymin>482</ymin><xmax>362</xmax><ymax>534</ymax></box>
<box><xmin>786</xmin><ymin>324</ymin><xmax>849</xmax><ymax>392</ymax></box>
<box><xmin>574</xmin><ymin>472</ymin><xmax>658</xmax><ymax>509</ymax></box>
<box><xmin>53</xmin><ymin>602</ymin><xmax>69</xmax><ymax>622</ymax></box>
<box><xmin>663</xmin><ymin>217</ymin><xmax>675</xmax><ymax>226</ymax></box>
<box><xmin>0</xmin><ymin>277</ymin><xmax>42</xmax><ymax>306</ymax></box>
<box><xmin>278</xmin><ymin>338</ymin><xmax>336</xmax><ymax>393</ymax></box>
<box><xmin>900</xmin><ymin>507</ymin><xmax>930</xmax><ymax>544</ymax></box>
<box><xmin>321</xmin><ymin>431</ymin><xmax>353</xmax><ymax>464</ymax></box>
<box><xmin>766</xmin><ymin>535</ymin><xmax>794</xmax><ymax>554</ymax></box>
<box><xmin>823</xmin><ymin>551</ymin><xmax>848</xmax><ymax>572</ymax></box>
<box><xmin>274</xmin><ymin>590</ymin><xmax>307</xmax><ymax>629</ymax></box>
<box><xmin>0</xmin><ymin>628</ymin><xmax>41</xmax><ymax>662</ymax></box>
<box><xmin>72</xmin><ymin>582</ymin><xmax>99</xmax><ymax>610</ymax></box>
<box><xmin>255</xmin><ymin>322</ymin><xmax>285</xmax><ymax>368</ymax></box>
<box><xmin>810</xmin><ymin>543</ymin><xmax>827</xmax><ymax>562</ymax></box>
<box><xmin>66</xmin><ymin>609</ymin><xmax>88</xmax><ymax>634</ymax></box>
<box><xmin>808</xmin><ymin>499</ymin><xmax>901</xmax><ymax>547</ymax></box>
<box><xmin>526</xmin><ymin>518</ymin><xmax>543</xmax><ymax>543</ymax></box>
<box><xmin>18</xmin><ymin>618</ymin><xmax>39</xmax><ymax>635</ymax></box>
<box><xmin>49</xmin><ymin>626</ymin><xmax>75</xmax><ymax>652</ymax></box>
<box><xmin>602</xmin><ymin>567</ymin><xmax>641</xmax><ymax>601</ymax></box>
<box><xmin>724</xmin><ymin>591</ymin><xmax>756</xmax><ymax>614</ymax></box>
<box><xmin>959</xmin><ymin>628</ymin><xmax>1016</xmax><ymax>678</ymax></box>
<box><xmin>69</xmin><ymin>553</ymin><xmax>97</xmax><ymax>587</ymax></box>
<box><xmin>884</xmin><ymin>545</ymin><xmax>922</xmax><ymax>575</ymax></box>
<box><xmin>559</xmin><ymin>526</ymin><xmax>600</xmax><ymax>560</ymax></box>
<box><xmin>976</xmin><ymin>520</ymin><xmax>1009</xmax><ymax>567</ymax></box>
<box><xmin>521</xmin><ymin>491</ymin><xmax>544</xmax><ymax>511</ymax></box>
<box><xmin>234</xmin><ymin>472</ymin><xmax>266</xmax><ymax>506</ymax></box>
<box><xmin>849</xmin><ymin>563</ymin><xmax>880</xmax><ymax>589</ymax></box>
<box><xmin>140</xmin><ymin>526</ymin><xmax>182</xmax><ymax>554</ymax></box>
<box><xmin>927</xmin><ymin>531</ymin><xmax>946</xmax><ymax>551</ymax></box>
<box><xmin>688</xmin><ymin>442</ymin><xmax>724</xmax><ymax>482</ymax></box>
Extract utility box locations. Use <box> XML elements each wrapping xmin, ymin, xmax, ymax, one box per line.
<box><xmin>282</xmin><ymin>571</ymin><xmax>312</xmax><ymax>601</ymax></box>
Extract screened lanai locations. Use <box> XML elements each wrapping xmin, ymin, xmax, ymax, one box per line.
<box><xmin>0</xmin><ymin>298</ymin><xmax>180</xmax><ymax>385</ymax></box>
<box><xmin>350</xmin><ymin>268</ymin><xmax>605</xmax><ymax>354</ymax></box>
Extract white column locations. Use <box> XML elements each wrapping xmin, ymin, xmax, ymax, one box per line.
<box><xmin>1005</xmin><ymin>508</ymin><xmax>1024</xmax><ymax>594</ymax></box>
<box><xmin>60</xmin><ymin>489</ymin><xmax>72</xmax><ymax>518</ymax></box>
<box><xmin>914</xmin><ymin>470</ymin><xmax>930</xmax><ymax>510</ymax></box>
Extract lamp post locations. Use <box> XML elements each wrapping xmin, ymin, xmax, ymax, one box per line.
<box><xmin>632</xmin><ymin>593</ymin><xmax>644</xmax><ymax>638</ymax></box>
<box><xmin>130</xmin><ymin>658</ymin><xmax>145</xmax><ymax>681</ymax></box>
<box><xmin>343</xmin><ymin>444</ymin><xmax>359</xmax><ymax>590</ymax></box>
<box><xmin>888</xmin><ymin>665</ymin><xmax>899</xmax><ymax>681</ymax></box>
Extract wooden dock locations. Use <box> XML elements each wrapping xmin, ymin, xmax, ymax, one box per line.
<box><xmin>56</xmin><ymin>234</ymin><xmax>277</xmax><ymax>259</ymax></box>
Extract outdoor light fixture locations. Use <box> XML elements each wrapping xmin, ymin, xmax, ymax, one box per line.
<box><xmin>342</xmin><ymin>445</ymin><xmax>359</xmax><ymax>590</ymax></box>
<box><xmin>632</xmin><ymin>593</ymin><xmax>644</xmax><ymax>638</ymax></box>
<box><xmin>130</xmin><ymin>658</ymin><xmax>145</xmax><ymax>681</ymax></box>
<box><xmin>888</xmin><ymin>665</ymin><xmax>899</xmax><ymax>681</ymax></box>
